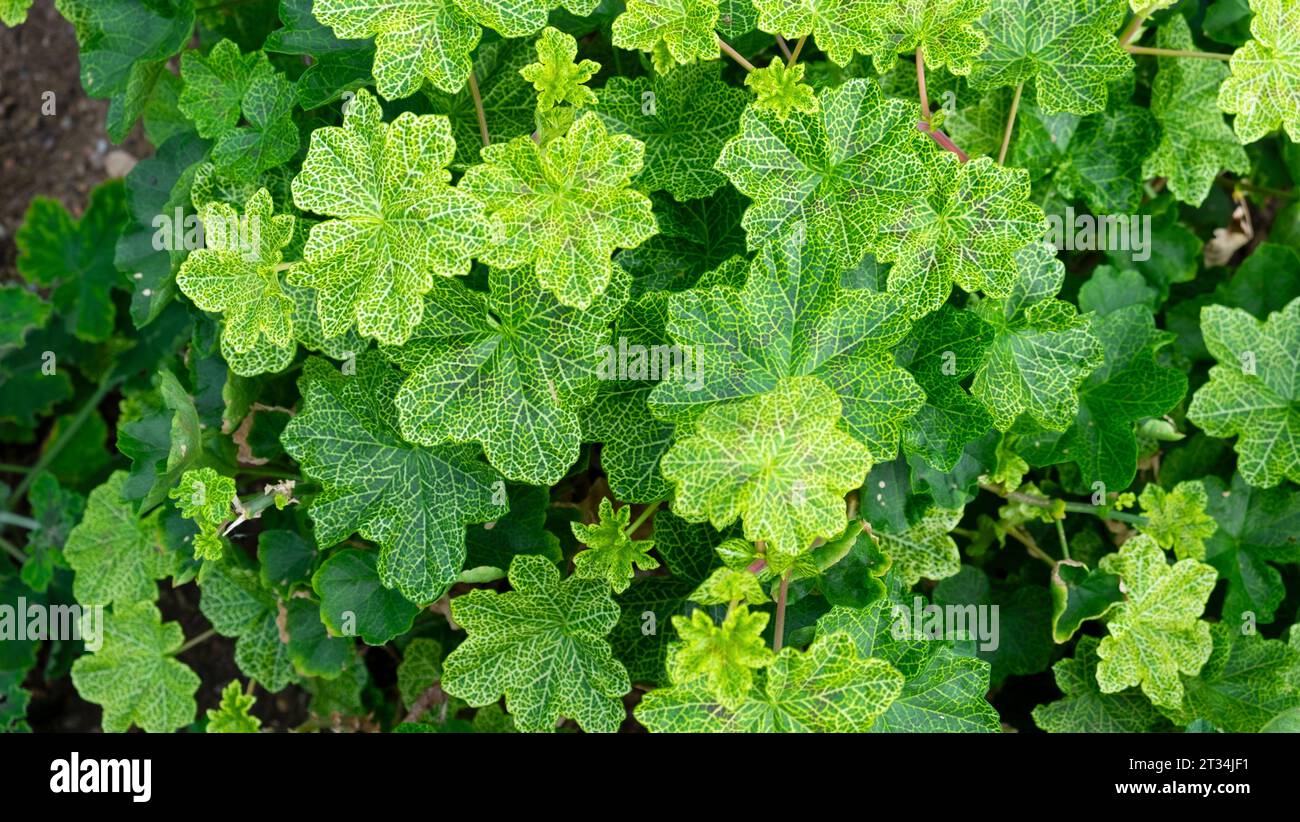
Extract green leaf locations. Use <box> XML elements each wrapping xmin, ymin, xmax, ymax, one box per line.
<box><xmin>0</xmin><ymin>285</ymin><xmax>50</xmax><ymax>356</ymax></box>
<box><xmin>285</xmin><ymin>597</ymin><xmax>350</xmax><ymax>679</ymax></box>
<box><xmin>290</xmin><ymin>88</ymin><xmax>495</xmax><ymax>345</ymax></box>
<box><xmin>746</xmin><ymin>60</ymin><xmax>819</xmax><ymax>120</ymax></box>
<box><xmin>198</xmin><ymin>561</ymin><xmax>298</xmax><ymax>691</ymax></box>
<box><xmin>1050</xmin><ymin>559</ymin><xmax>1122</xmax><ymax>643</ymax></box>
<box><xmin>1055</xmin><ymin>98</ymin><xmax>1158</xmax><ymax>213</ymax></box>
<box><xmin>311</xmin><ymin>0</ymin><xmax>481</xmax><ymax>97</ymax></box>
<box><xmin>209</xmin><ymin>64</ymin><xmax>300</xmax><ymax>182</ymax></box>
<box><xmin>459</xmin><ymin>112</ymin><xmax>657</xmax><ymax>309</ymax></box>
<box><xmin>1143</xmin><ymin>16</ymin><xmax>1250</xmax><ymax>206</ymax></box>
<box><xmin>1032</xmin><ymin>635</ymin><xmax>1166</xmax><ymax>732</ymax></box>
<box><xmin>691</xmin><ymin>567</ymin><xmax>769</xmax><ymax>606</ymax></box>
<box><xmin>397</xmin><ymin>637</ymin><xmax>443</xmax><ymax>710</ymax></box>
<box><xmin>715</xmin><ymin>78</ymin><xmax>929</xmax><ymax>270</ymax></box>
<box><xmin>666</xmin><ymin>606</ymin><xmax>774</xmax><ymax>708</ymax></box>
<box><xmin>16</xmin><ymin>180</ymin><xmax>130</xmax><ymax>342</ymax></box>
<box><xmin>70</xmin><ymin>601</ymin><xmax>199</xmax><ymax>733</ymax></box>
<box><xmin>934</xmin><ymin>564</ymin><xmax>1055</xmax><ymax>682</ymax></box>
<box><xmin>970</xmin><ymin>0</ymin><xmax>1132</xmax><ymax>115</ymax></box>
<box><xmin>177</xmin><ymin>188</ymin><xmax>296</xmax><ymax>356</ymax></box>
<box><xmin>442</xmin><ymin>554</ymin><xmax>631</xmax><ymax>733</ymax></box>
<box><xmin>860</xmin><ymin>0</ymin><xmax>990</xmax><ymax>76</ymax></box>
<box><xmin>875</xmin><ymin>154</ymin><xmax>1045</xmax><ymax>319</ymax></box>
<box><xmin>282</xmin><ymin>354</ymin><xmax>508</xmax><ymax>604</ymax></box>
<box><xmin>206</xmin><ymin>681</ymin><xmax>262</xmax><ymax>732</ymax></box>
<box><xmin>1137</xmin><ymin>480</ymin><xmax>1217</xmax><ymax>561</ymax></box>
<box><xmin>384</xmin><ymin>266</ymin><xmax>624</xmax><ymax>486</ymax></box>
<box><xmin>1217</xmin><ymin>0</ymin><xmax>1300</xmax><ymax>143</ymax></box>
<box><xmin>0</xmin><ymin>670</ymin><xmax>31</xmax><ymax>733</ymax></box>
<box><xmin>874</xmin><ymin>506</ymin><xmax>964</xmax><ymax>585</ymax></box>
<box><xmin>177</xmin><ymin>39</ymin><xmax>271</xmax><ymax>139</ymax></box>
<box><xmin>571</xmin><ymin>498</ymin><xmax>661</xmax><ymax>593</ymax></box>
<box><xmin>263</xmin><ymin>0</ymin><xmax>375</xmax><ymax>109</ymax></box>
<box><xmin>752</xmin><ymin>0</ymin><xmax>871</xmax><ymax>66</ymax></box>
<box><xmin>1187</xmin><ymin>298</ymin><xmax>1300</xmax><ymax>488</ymax></box>
<box><xmin>55</xmin><ymin>0</ymin><xmax>195</xmax><ymax>142</ymax></box>
<box><xmin>1176</xmin><ymin>623</ymin><xmax>1300</xmax><ymax>732</ymax></box>
<box><xmin>615</xmin><ymin>188</ymin><xmax>748</xmax><ymax>294</ymax></box>
<box><xmin>21</xmin><ymin>473</ymin><xmax>84</xmax><ymax>593</ymax></box>
<box><xmin>116</xmin><ymin>369</ymin><xmax>215</xmax><ymax>512</ymax></box>
<box><xmin>1095</xmin><ymin>534</ymin><xmax>1217</xmax><ymax>710</ymax></box>
<box><xmin>972</xmin><ymin>242</ymin><xmax>1104</xmax><ymax>431</ymax></box>
<box><xmin>63</xmin><ymin>472</ymin><xmax>177</xmax><ymax>607</ymax></box>
<box><xmin>660</xmin><ymin>376</ymin><xmax>875</xmax><ymax>565</ymax></box>
<box><xmin>612</xmin><ymin>0</ymin><xmax>721</xmax><ymax>68</ymax></box>
<box><xmin>897</xmin><ymin>305</ymin><xmax>996</xmax><ymax>471</ymax></box>
<box><xmin>464</xmin><ymin>484</ymin><xmax>563</xmax><ymax>572</ymax></box>
<box><xmin>1015</xmin><ymin>305</ymin><xmax>1186</xmax><ymax>489</ymax></box>
<box><xmin>521</xmin><ymin>26</ymin><xmax>599</xmax><ymax>111</ymax></box>
<box><xmin>817</xmin><ymin>598</ymin><xmax>1000</xmax><ymax>731</ymax></box>
<box><xmin>611</xmin><ymin>511</ymin><xmax>725</xmax><ymax>684</ymax></box>
<box><xmin>594</xmin><ymin>62</ymin><xmax>748</xmax><ymax>200</ymax></box>
<box><xmin>1077</xmin><ymin>265</ymin><xmax>1157</xmax><ymax>316</ymax></box>
<box><xmin>1</xmin><ymin>0</ymin><xmax>33</xmax><ymax>26</ymax></box>
<box><xmin>425</xmin><ymin>37</ymin><xmax>537</xmax><ymax>168</ymax></box>
<box><xmin>168</xmin><ymin>467</ymin><xmax>236</xmax><ymax>561</ymax></box>
<box><xmin>1202</xmin><ymin>473</ymin><xmax>1300</xmax><ymax>625</ymax></box>
<box><xmin>649</xmin><ymin>234</ymin><xmax>923</xmax><ymax>460</ymax></box>
<box><xmin>636</xmin><ymin>631</ymin><xmax>904</xmax><ymax>731</ymax></box>
<box><xmin>312</xmin><ymin>548</ymin><xmax>420</xmax><ymax>645</ymax></box>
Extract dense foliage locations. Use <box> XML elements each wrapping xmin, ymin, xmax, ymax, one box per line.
<box><xmin>1</xmin><ymin>0</ymin><xmax>1299</xmax><ymax>734</ymax></box>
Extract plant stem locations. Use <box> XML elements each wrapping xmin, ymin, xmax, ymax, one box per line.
<box><xmin>1221</xmin><ymin>177</ymin><xmax>1299</xmax><ymax>200</ymax></box>
<box><xmin>468</xmin><ymin>71</ymin><xmax>490</xmax><ymax>147</ymax></box>
<box><xmin>1118</xmin><ymin>13</ymin><xmax>1147</xmax><ymax>46</ymax></box>
<box><xmin>774</xmin><ymin>34</ymin><xmax>792</xmax><ymax>60</ymax></box>
<box><xmin>997</xmin><ymin>82</ymin><xmax>1023</xmax><ymax>165</ymax></box>
<box><xmin>1125</xmin><ymin>45</ymin><xmax>1231</xmax><ymax>61</ymax></box>
<box><xmin>787</xmin><ymin>35</ymin><xmax>806</xmax><ymax>67</ymax></box>
<box><xmin>1055</xmin><ymin>518</ymin><xmax>1070</xmax><ymax>561</ymax></box>
<box><xmin>0</xmin><ymin>463</ymin><xmax>30</xmax><ymax>474</ymax></box>
<box><xmin>916</xmin><ymin>47</ymin><xmax>931</xmax><ymax>120</ymax></box>
<box><xmin>625</xmin><ymin>499</ymin><xmax>663</xmax><ymax>536</ymax></box>
<box><xmin>6</xmin><ymin>371</ymin><xmax>121</xmax><ymax>511</ymax></box>
<box><xmin>0</xmin><ymin>512</ymin><xmax>40</xmax><ymax>530</ymax></box>
<box><xmin>773</xmin><ymin>569</ymin><xmax>791</xmax><ymax>653</ymax></box>
<box><xmin>920</xmin><ymin>124</ymin><xmax>969</xmax><ymax>162</ymax></box>
<box><xmin>0</xmin><ymin>536</ymin><xmax>27</xmax><ymax>564</ymax></box>
<box><xmin>1006</xmin><ymin>526</ymin><xmax>1056</xmax><ymax>567</ymax></box>
<box><xmin>718</xmin><ymin>35</ymin><xmax>756</xmax><ymax>72</ymax></box>
<box><xmin>1060</xmin><ymin>501</ymin><xmax>1147</xmax><ymax>525</ymax></box>
<box><xmin>171</xmin><ymin>627</ymin><xmax>218</xmax><ymax>656</ymax></box>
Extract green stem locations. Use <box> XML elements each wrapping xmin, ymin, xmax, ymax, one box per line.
<box><xmin>718</xmin><ymin>35</ymin><xmax>756</xmax><ymax>72</ymax></box>
<box><xmin>997</xmin><ymin>82</ymin><xmax>1023</xmax><ymax>165</ymax></box>
<box><xmin>0</xmin><ymin>512</ymin><xmax>40</xmax><ymax>530</ymax></box>
<box><xmin>1125</xmin><ymin>45</ymin><xmax>1231</xmax><ymax>61</ymax></box>
<box><xmin>468</xmin><ymin>70</ymin><xmax>490</xmax><ymax>147</ymax></box>
<box><xmin>773</xmin><ymin>569</ymin><xmax>791</xmax><ymax>653</ymax></box>
<box><xmin>1221</xmin><ymin>177</ymin><xmax>1299</xmax><ymax>200</ymax></box>
<box><xmin>0</xmin><ymin>536</ymin><xmax>28</xmax><ymax>564</ymax></box>
<box><xmin>1060</xmin><ymin>501</ymin><xmax>1147</xmax><ymax>525</ymax></box>
<box><xmin>237</xmin><ymin>466</ymin><xmax>303</xmax><ymax>481</ymax></box>
<box><xmin>6</xmin><ymin>371</ymin><xmax>122</xmax><ymax>511</ymax></box>
<box><xmin>916</xmin><ymin>47</ymin><xmax>931</xmax><ymax>120</ymax></box>
<box><xmin>625</xmin><ymin>500</ymin><xmax>664</xmax><ymax>536</ymax></box>
<box><xmin>1118</xmin><ymin>13</ymin><xmax>1147</xmax><ymax>46</ymax></box>
<box><xmin>1055</xmin><ymin>518</ymin><xmax>1070</xmax><ymax>561</ymax></box>
<box><xmin>774</xmin><ymin>34</ymin><xmax>792</xmax><ymax>60</ymax></box>
<box><xmin>787</xmin><ymin>35</ymin><xmax>806</xmax><ymax>68</ymax></box>
<box><xmin>171</xmin><ymin>628</ymin><xmax>218</xmax><ymax>656</ymax></box>
<box><xmin>0</xmin><ymin>463</ymin><xmax>30</xmax><ymax>474</ymax></box>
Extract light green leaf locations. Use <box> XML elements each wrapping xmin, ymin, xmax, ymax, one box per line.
<box><xmin>1188</xmin><ymin>298</ymin><xmax>1300</xmax><ymax>488</ymax></box>
<box><xmin>70</xmin><ymin>601</ymin><xmax>200</xmax><ymax>733</ymax></box>
<box><xmin>198</xmin><ymin>562</ymin><xmax>297</xmax><ymax>692</ymax></box>
<box><xmin>442</xmin><ymin>554</ymin><xmax>631</xmax><ymax>733</ymax></box>
<box><xmin>972</xmin><ymin>242</ymin><xmax>1104</xmax><ymax>431</ymax></box>
<box><xmin>875</xmin><ymin>154</ymin><xmax>1045</xmax><ymax>319</ymax></box>
<box><xmin>715</xmin><ymin>78</ymin><xmax>929</xmax><ymax>269</ymax></box>
<box><xmin>571</xmin><ymin>498</ymin><xmax>660</xmax><ymax>593</ymax></box>
<box><xmin>1</xmin><ymin>0</ymin><xmax>33</xmax><ymax>26</ymax></box>
<box><xmin>206</xmin><ymin>681</ymin><xmax>261</xmax><ymax>732</ymax></box>
<box><xmin>612</xmin><ymin>0</ymin><xmax>721</xmax><ymax>68</ymax></box>
<box><xmin>64</xmin><ymin>472</ymin><xmax>177</xmax><ymax>607</ymax></box>
<box><xmin>1217</xmin><ymin>0</ymin><xmax>1300</xmax><ymax>142</ymax></box>
<box><xmin>970</xmin><ymin>0</ymin><xmax>1132</xmax><ymax>115</ymax></box>
<box><xmin>521</xmin><ymin>26</ymin><xmax>599</xmax><ymax>111</ymax></box>
<box><xmin>745</xmin><ymin>60</ymin><xmax>819</xmax><ymax>120</ymax></box>
<box><xmin>1143</xmin><ymin>15</ymin><xmax>1250</xmax><ymax>206</ymax></box>
<box><xmin>690</xmin><ymin>567</ymin><xmax>769</xmax><ymax>606</ymax></box>
<box><xmin>1032</xmin><ymin>635</ymin><xmax>1166</xmax><ymax>732</ymax></box>
<box><xmin>660</xmin><ymin>376</ymin><xmax>875</xmax><ymax>565</ymax></box>
<box><xmin>311</xmin><ymin>0</ymin><xmax>480</xmax><ymax>97</ymax></box>
<box><xmin>1095</xmin><ymin>534</ymin><xmax>1217</xmax><ymax>710</ymax></box>
<box><xmin>1176</xmin><ymin>623</ymin><xmax>1300</xmax><ymax>732</ymax></box>
<box><xmin>177</xmin><ymin>39</ymin><xmax>270</xmax><ymax>139</ymax></box>
<box><xmin>752</xmin><ymin>0</ymin><xmax>871</xmax><ymax>66</ymax></box>
<box><xmin>168</xmin><ymin>467</ymin><xmax>236</xmax><ymax>561</ymax></box>
<box><xmin>666</xmin><ymin>606</ymin><xmax>774</xmax><ymax>708</ymax></box>
<box><xmin>281</xmin><ymin>354</ymin><xmax>508</xmax><ymax>604</ymax></box>
<box><xmin>861</xmin><ymin>0</ymin><xmax>989</xmax><ymax>75</ymax></box>
<box><xmin>636</xmin><ymin>631</ymin><xmax>904</xmax><ymax>731</ymax></box>
<box><xmin>459</xmin><ymin>111</ymin><xmax>657</xmax><ymax>309</ymax></box>
<box><xmin>874</xmin><ymin>506</ymin><xmax>964</xmax><ymax>585</ymax></box>
<box><xmin>290</xmin><ymin>88</ymin><xmax>495</xmax><ymax>345</ymax></box>
<box><xmin>1137</xmin><ymin>480</ymin><xmax>1217</xmax><ymax>561</ymax></box>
